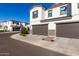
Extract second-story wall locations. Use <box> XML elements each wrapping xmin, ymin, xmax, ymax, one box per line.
<box><xmin>71</xmin><ymin>3</ymin><xmax>79</xmax><ymax>15</ymax></box>
<box><xmin>30</xmin><ymin>3</ymin><xmax>73</xmax><ymax>23</ymax></box>
<box><xmin>30</xmin><ymin>3</ymin><xmax>79</xmax><ymax>30</ymax></box>
<box><xmin>30</xmin><ymin>6</ymin><xmax>45</xmax><ymax>22</ymax></box>
<box><xmin>45</xmin><ymin>3</ymin><xmax>72</xmax><ymax>19</ymax></box>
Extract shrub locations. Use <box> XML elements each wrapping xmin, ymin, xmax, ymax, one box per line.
<box><xmin>0</xmin><ymin>30</ymin><xmax>4</xmax><ymax>32</ymax></box>
<box><xmin>0</xmin><ymin>30</ymin><xmax>7</xmax><ymax>32</ymax></box>
<box><xmin>21</xmin><ymin>27</ymin><xmax>28</xmax><ymax>34</ymax></box>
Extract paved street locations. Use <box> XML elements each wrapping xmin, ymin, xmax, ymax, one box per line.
<box><xmin>0</xmin><ymin>33</ymin><xmax>66</xmax><ymax>56</ymax></box>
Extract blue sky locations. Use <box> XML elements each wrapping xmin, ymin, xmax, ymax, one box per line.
<box><xmin>0</xmin><ymin>3</ymin><xmax>54</xmax><ymax>23</ymax></box>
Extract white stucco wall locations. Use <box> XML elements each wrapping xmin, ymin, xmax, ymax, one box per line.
<box><xmin>71</xmin><ymin>3</ymin><xmax>79</xmax><ymax>15</ymax></box>
<box><xmin>30</xmin><ymin>6</ymin><xmax>44</xmax><ymax>22</ymax></box>
<box><xmin>45</xmin><ymin>4</ymin><xmax>67</xmax><ymax>19</ymax></box>
<box><xmin>49</xmin><ymin>3</ymin><xmax>79</xmax><ymax>29</ymax></box>
<box><xmin>30</xmin><ymin>3</ymin><xmax>79</xmax><ymax>31</ymax></box>
<box><xmin>30</xmin><ymin>6</ymin><xmax>46</xmax><ymax>30</ymax></box>
<box><xmin>30</xmin><ymin>4</ymin><xmax>68</xmax><ymax>30</ymax></box>
<box><xmin>0</xmin><ymin>21</ymin><xmax>12</xmax><ymax>31</ymax></box>
<box><xmin>0</xmin><ymin>20</ymin><xmax>21</xmax><ymax>31</ymax></box>
<box><xmin>7</xmin><ymin>21</ymin><xmax>13</xmax><ymax>31</ymax></box>
<box><xmin>54</xmin><ymin>3</ymin><xmax>79</xmax><ymax>23</ymax></box>
<box><xmin>44</xmin><ymin>4</ymin><xmax>68</xmax><ymax>30</ymax></box>
<box><xmin>48</xmin><ymin>22</ymin><xmax>56</xmax><ymax>30</ymax></box>
<box><xmin>42</xmin><ymin>9</ymin><xmax>45</xmax><ymax>20</ymax></box>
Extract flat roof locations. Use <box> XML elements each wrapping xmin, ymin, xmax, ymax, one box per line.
<box><xmin>30</xmin><ymin>3</ymin><xmax>67</xmax><ymax>10</ymax></box>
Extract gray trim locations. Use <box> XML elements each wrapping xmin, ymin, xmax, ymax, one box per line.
<box><xmin>56</xmin><ymin>21</ymin><xmax>79</xmax><ymax>24</ymax></box>
<box><xmin>67</xmin><ymin>3</ymin><xmax>72</xmax><ymax>16</ymax></box>
<box><xmin>32</xmin><ymin>23</ymin><xmax>48</xmax><ymax>26</ymax></box>
<box><xmin>41</xmin><ymin>16</ymin><xmax>72</xmax><ymax>22</ymax></box>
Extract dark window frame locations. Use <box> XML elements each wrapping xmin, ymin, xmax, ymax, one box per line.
<box><xmin>48</xmin><ymin>10</ymin><xmax>52</xmax><ymax>17</ymax></box>
<box><xmin>32</xmin><ymin>10</ymin><xmax>38</xmax><ymax>18</ymax></box>
<box><xmin>60</xmin><ymin>6</ymin><xmax>67</xmax><ymax>15</ymax></box>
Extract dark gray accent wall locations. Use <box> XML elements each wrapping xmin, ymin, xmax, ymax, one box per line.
<box><xmin>41</xmin><ymin>16</ymin><xmax>72</xmax><ymax>22</ymax></box>
<box><xmin>56</xmin><ymin>22</ymin><xmax>79</xmax><ymax>39</ymax></box>
<box><xmin>67</xmin><ymin>3</ymin><xmax>72</xmax><ymax>16</ymax></box>
<box><xmin>41</xmin><ymin>3</ymin><xmax>72</xmax><ymax>23</ymax></box>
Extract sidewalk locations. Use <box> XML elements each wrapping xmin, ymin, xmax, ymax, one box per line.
<box><xmin>0</xmin><ymin>31</ymin><xmax>20</xmax><ymax>34</ymax></box>
<box><xmin>10</xmin><ymin>33</ymin><xmax>79</xmax><ymax>56</ymax></box>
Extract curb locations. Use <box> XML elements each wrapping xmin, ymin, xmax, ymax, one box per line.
<box><xmin>0</xmin><ymin>31</ymin><xmax>20</xmax><ymax>34</ymax></box>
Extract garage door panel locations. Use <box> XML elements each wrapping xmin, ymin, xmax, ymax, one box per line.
<box><xmin>56</xmin><ymin>22</ymin><xmax>79</xmax><ymax>39</ymax></box>
<box><xmin>32</xmin><ymin>24</ymin><xmax>48</xmax><ymax>36</ymax></box>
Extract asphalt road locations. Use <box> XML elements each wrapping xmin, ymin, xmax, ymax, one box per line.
<box><xmin>0</xmin><ymin>33</ymin><xmax>67</xmax><ymax>56</ymax></box>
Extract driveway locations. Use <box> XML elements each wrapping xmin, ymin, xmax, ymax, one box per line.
<box><xmin>11</xmin><ymin>33</ymin><xmax>79</xmax><ymax>56</ymax></box>
<box><xmin>0</xmin><ymin>33</ymin><xmax>66</xmax><ymax>56</ymax></box>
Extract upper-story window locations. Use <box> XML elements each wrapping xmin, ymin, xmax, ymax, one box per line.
<box><xmin>48</xmin><ymin>10</ymin><xmax>52</xmax><ymax>17</ymax></box>
<box><xmin>60</xmin><ymin>6</ymin><xmax>67</xmax><ymax>15</ymax></box>
<box><xmin>32</xmin><ymin>10</ymin><xmax>38</xmax><ymax>18</ymax></box>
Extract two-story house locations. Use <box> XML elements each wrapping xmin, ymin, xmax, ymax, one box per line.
<box><xmin>0</xmin><ymin>20</ymin><xmax>27</xmax><ymax>31</ymax></box>
<box><xmin>30</xmin><ymin>3</ymin><xmax>79</xmax><ymax>39</ymax></box>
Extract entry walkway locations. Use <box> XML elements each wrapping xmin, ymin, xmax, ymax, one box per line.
<box><xmin>11</xmin><ymin>33</ymin><xmax>79</xmax><ymax>56</ymax></box>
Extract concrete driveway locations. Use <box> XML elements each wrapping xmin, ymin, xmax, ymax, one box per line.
<box><xmin>11</xmin><ymin>33</ymin><xmax>79</xmax><ymax>56</ymax></box>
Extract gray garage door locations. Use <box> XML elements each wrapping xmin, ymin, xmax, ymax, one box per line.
<box><xmin>56</xmin><ymin>22</ymin><xmax>79</xmax><ymax>39</ymax></box>
<box><xmin>32</xmin><ymin>24</ymin><xmax>48</xmax><ymax>36</ymax></box>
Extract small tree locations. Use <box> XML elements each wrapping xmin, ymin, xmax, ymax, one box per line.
<box><xmin>21</xmin><ymin>27</ymin><xmax>28</xmax><ymax>34</ymax></box>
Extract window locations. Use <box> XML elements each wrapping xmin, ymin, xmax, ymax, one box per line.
<box><xmin>48</xmin><ymin>10</ymin><xmax>52</xmax><ymax>17</ymax></box>
<box><xmin>32</xmin><ymin>10</ymin><xmax>38</xmax><ymax>18</ymax></box>
<box><xmin>60</xmin><ymin>6</ymin><xmax>67</xmax><ymax>15</ymax></box>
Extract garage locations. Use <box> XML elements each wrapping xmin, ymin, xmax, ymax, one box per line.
<box><xmin>32</xmin><ymin>24</ymin><xmax>48</xmax><ymax>36</ymax></box>
<box><xmin>56</xmin><ymin>22</ymin><xmax>79</xmax><ymax>39</ymax></box>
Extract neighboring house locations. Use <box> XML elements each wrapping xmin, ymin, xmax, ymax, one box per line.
<box><xmin>0</xmin><ymin>20</ymin><xmax>27</xmax><ymax>31</ymax></box>
<box><xmin>30</xmin><ymin>3</ymin><xmax>79</xmax><ymax>39</ymax></box>
<box><xmin>21</xmin><ymin>22</ymin><xmax>29</xmax><ymax>27</ymax></box>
